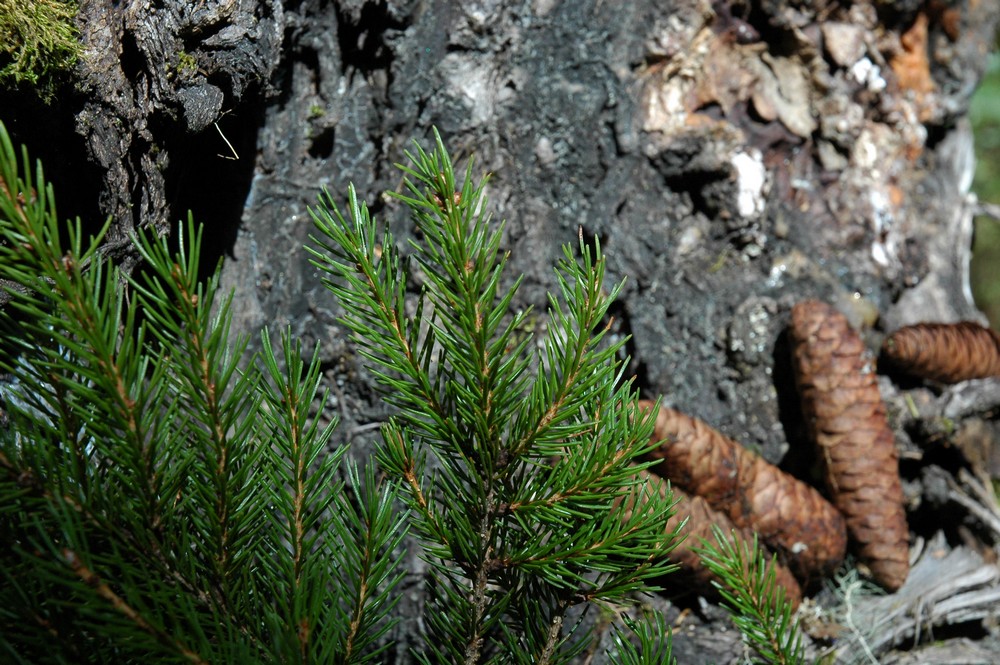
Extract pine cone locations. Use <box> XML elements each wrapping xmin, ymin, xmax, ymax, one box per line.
<box><xmin>882</xmin><ymin>321</ymin><xmax>1000</xmax><ymax>384</ymax></box>
<box><xmin>623</xmin><ymin>470</ymin><xmax>803</xmax><ymax>609</ymax></box>
<box><xmin>789</xmin><ymin>300</ymin><xmax>909</xmax><ymax>591</ymax></box>
<box><xmin>638</xmin><ymin>400</ymin><xmax>847</xmax><ymax>582</ymax></box>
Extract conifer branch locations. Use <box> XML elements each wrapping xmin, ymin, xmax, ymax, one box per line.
<box><xmin>1</xmin><ymin>120</ymin><xmax>407</xmax><ymax>663</ymax></box>
<box><xmin>3</xmin><ymin>120</ymin><xmax>695</xmax><ymax>662</ymax></box>
<box><xmin>696</xmin><ymin>526</ymin><xmax>805</xmax><ymax>665</ymax></box>
<box><xmin>608</xmin><ymin>610</ymin><xmax>676</xmax><ymax>664</ymax></box>
<box><xmin>61</xmin><ymin>548</ymin><xmax>207</xmax><ymax>665</ymax></box>
<box><xmin>310</xmin><ymin>128</ymin><xmax>681</xmax><ymax>660</ymax></box>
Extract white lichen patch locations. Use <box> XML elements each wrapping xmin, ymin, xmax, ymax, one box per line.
<box><xmin>850</xmin><ymin>57</ymin><xmax>886</xmax><ymax>93</ymax></box>
<box><xmin>676</xmin><ymin>225</ymin><xmax>703</xmax><ymax>257</ymax></box>
<box><xmin>444</xmin><ymin>54</ymin><xmax>505</xmax><ymax>125</ymax></box>
<box><xmin>731</xmin><ymin>150</ymin><xmax>767</xmax><ymax>219</ymax></box>
<box><xmin>868</xmin><ymin>188</ymin><xmax>897</xmax><ymax>267</ymax></box>
<box><xmin>852</xmin><ymin>128</ymin><xmax>881</xmax><ymax>171</ymax></box>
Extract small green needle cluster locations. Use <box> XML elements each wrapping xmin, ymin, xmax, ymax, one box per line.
<box><xmin>308</xmin><ymin>129</ymin><xmax>682</xmax><ymax>662</ymax></box>
<box><xmin>0</xmin><ymin>121</ymin><xmax>405</xmax><ymax>663</ymax></box>
<box><xmin>696</xmin><ymin>526</ymin><xmax>806</xmax><ymax>665</ymax></box>
<box><xmin>609</xmin><ymin>611</ymin><xmax>676</xmax><ymax>665</ymax></box>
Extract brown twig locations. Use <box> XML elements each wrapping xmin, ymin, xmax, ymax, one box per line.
<box><xmin>62</xmin><ymin>548</ymin><xmax>208</xmax><ymax>664</ymax></box>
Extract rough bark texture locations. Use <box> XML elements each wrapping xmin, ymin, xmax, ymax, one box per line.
<box><xmin>639</xmin><ymin>399</ymin><xmax>847</xmax><ymax>583</ymax></box>
<box><xmin>3</xmin><ymin>0</ymin><xmax>1000</xmax><ymax>662</ymax></box>
<box><xmin>789</xmin><ymin>299</ymin><xmax>910</xmax><ymax>591</ymax></box>
<box><xmin>1</xmin><ymin>0</ymin><xmax>284</xmax><ymax>278</ymax></box>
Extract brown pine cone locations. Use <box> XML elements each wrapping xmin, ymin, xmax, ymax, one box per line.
<box><xmin>789</xmin><ymin>300</ymin><xmax>909</xmax><ymax>591</ymax></box>
<box><xmin>882</xmin><ymin>321</ymin><xmax>1000</xmax><ymax>384</ymax></box>
<box><xmin>622</xmin><ymin>470</ymin><xmax>803</xmax><ymax>609</ymax></box>
<box><xmin>638</xmin><ymin>400</ymin><xmax>847</xmax><ymax>582</ymax></box>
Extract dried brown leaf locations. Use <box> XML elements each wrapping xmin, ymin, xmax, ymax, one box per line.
<box><xmin>892</xmin><ymin>13</ymin><xmax>935</xmax><ymax>93</ymax></box>
<box><xmin>638</xmin><ymin>400</ymin><xmax>847</xmax><ymax>582</ymax></box>
<box><xmin>882</xmin><ymin>322</ymin><xmax>1000</xmax><ymax>384</ymax></box>
<box><xmin>789</xmin><ymin>300</ymin><xmax>910</xmax><ymax>591</ymax></box>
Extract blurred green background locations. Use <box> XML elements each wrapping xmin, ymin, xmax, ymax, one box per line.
<box><xmin>971</xmin><ymin>47</ymin><xmax>1000</xmax><ymax>329</ymax></box>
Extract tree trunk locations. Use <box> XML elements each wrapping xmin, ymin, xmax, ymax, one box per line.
<box><xmin>3</xmin><ymin>0</ymin><xmax>999</xmax><ymax>662</ymax></box>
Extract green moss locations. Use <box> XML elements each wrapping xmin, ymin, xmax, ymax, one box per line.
<box><xmin>175</xmin><ymin>50</ymin><xmax>198</xmax><ymax>76</ymax></box>
<box><xmin>0</xmin><ymin>0</ymin><xmax>80</xmax><ymax>101</ymax></box>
